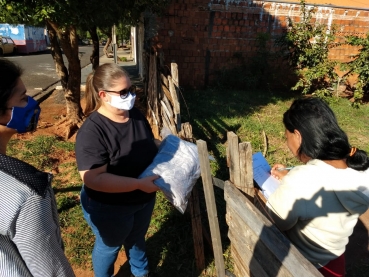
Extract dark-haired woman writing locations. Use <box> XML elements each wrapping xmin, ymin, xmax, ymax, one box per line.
<box><xmin>267</xmin><ymin>98</ymin><xmax>369</xmax><ymax>277</ymax></box>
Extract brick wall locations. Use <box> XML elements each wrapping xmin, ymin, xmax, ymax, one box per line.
<box><xmin>154</xmin><ymin>0</ymin><xmax>369</xmax><ymax>88</ymax></box>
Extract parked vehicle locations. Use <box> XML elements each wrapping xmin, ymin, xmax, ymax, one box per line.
<box><xmin>81</xmin><ymin>39</ymin><xmax>90</xmax><ymax>45</ymax></box>
<box><xmin>0</xmin><ymin>24</ymin><xmax>48</xmax><ymax>54</ymax></box>
<box><xmin>0</xmin><ymin>36</ymin><xmax>17</xmax><ymax>55</ymax></box>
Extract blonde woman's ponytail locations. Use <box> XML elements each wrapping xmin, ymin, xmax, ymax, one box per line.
<box><xmin>84</xmin><ymin>72</ymin><xmax>101</xmax><ymax>117</ymax></box>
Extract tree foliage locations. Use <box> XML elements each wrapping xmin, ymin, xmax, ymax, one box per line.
<box><xmin>0</xmin><ymin>0</ymin><xmax>170</xmax><ymax>137</ymax></box>
<box><xmin>277</xmin><ymin>0</ymin><xmax>339</xmax><ymax>96</ymax></box>
<box><xmin>342</xmin><ymin>33</ymin><xmax>369</xmax><ymax>103</ymax></box>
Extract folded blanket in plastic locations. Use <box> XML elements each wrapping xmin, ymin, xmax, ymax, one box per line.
<box><xmin>139</xmin><ymin>134</ymin><xmax>200</xmax><ymax>214</ymax></box>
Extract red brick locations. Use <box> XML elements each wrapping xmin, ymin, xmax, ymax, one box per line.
<box><xmin>214</xmin><ymin>18</ymin><xmax>222</xmax><ymax>25</ymax></box>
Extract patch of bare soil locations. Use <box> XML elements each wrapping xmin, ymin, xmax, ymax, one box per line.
<box><xmin>72</xmin><ymin>251</ymin><xmax>129</xmax><ymax>277</ymax></box>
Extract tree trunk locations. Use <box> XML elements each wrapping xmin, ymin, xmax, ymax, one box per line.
<box><xmin>89</xmin><ymin>26</ymin><xmax>99</xmax><ymax>70</ymax></box>
<box><xmin>46</xmin><ymin>22</ymin><xmax>68</xmax><ymax>88</ymax></box>
<box><xmin>47</xmin><ymin>20</ymin><xmax>84</xmax><ymax>139</ymax></box>
<box><xmin>104</xmin><ymin>36</ymin><xmax>112</xmax><ymax>58</ymax></box>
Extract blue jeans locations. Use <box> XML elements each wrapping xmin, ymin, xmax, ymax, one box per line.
<box><xmin>80</xmin><ymin>186</ymin><xmax>155</xmax><ymax>277</ymax></box>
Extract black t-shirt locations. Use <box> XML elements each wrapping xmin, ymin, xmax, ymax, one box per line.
<box><xmin>75</xmin><ymin>107</ymin><xmax>158</xmax><ymax>205</ymax></box>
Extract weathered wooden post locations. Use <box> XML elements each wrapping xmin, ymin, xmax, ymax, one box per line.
<box><xmin>227</xmin><ymin>131</ymin><xmax>254</xmax><ymax>197</ymax></box>
<box><xmin>197</xmin><ymin>140</ymin><xmax>226</xmax><ymax>277</ymax></box>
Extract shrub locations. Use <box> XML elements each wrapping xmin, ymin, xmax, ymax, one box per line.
<box><xmin>277</xmin><ymin>0</ymin><xmax>339</xmax><ymax>96</ymax></box>
<box><xmin>341</xmin><ymin>32</ymin><xmax>369</xmax><ymax>104</ymax></box>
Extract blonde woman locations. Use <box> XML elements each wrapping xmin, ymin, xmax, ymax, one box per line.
<box><xmin>75</xmin><ymin>63</ymin><xmax>159</xmax><ymax>277</ymax></box>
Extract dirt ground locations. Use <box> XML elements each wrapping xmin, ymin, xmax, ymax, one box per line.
<box><xmin>33</xmin><ymin>91</ymin><xmax>369</xmax><ymax>276</ymax></box>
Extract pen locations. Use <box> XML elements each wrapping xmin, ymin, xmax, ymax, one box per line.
<box><xmin>276</xmin><ymin>167</ymin><xmax>294</xmax><ymax>171</ymax></box>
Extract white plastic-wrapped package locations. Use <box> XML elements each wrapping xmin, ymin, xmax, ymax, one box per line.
<box><xmin>139</xmin><ymin>134</ymin><xmax>200</xmax><ymax>213</ymax></box>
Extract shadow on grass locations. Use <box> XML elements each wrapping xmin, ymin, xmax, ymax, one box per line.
<box><xmin>181</xmin><ymin>88</ymin><xmax>299</xmax><ymax>180</ymax></box>
<box><xmin>54</xmin><ymin>185</ymin><xmax>82</xmax><ymax>194</ymax></box>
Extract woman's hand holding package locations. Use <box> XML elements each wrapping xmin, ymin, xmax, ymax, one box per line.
<box><xmin>138</xmin><ymin>175</ymin><xmax>160</xmax><ymax>193</ymax></box>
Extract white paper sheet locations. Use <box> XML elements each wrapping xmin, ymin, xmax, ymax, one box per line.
<box><xmin>252</xmin><ymin>152</ymin><xmax>280</xmax><ymax>199</ymax></box>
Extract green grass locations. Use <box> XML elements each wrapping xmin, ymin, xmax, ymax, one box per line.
<box><xmin>6</xmin><ymin>90</ymin><xmax>369</xmax><ymax>277</ymax></box>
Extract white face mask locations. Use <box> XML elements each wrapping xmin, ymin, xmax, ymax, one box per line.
<box><xmin>106</xmin><ymin>92</ymin><xmax>136</xmax><ymax>110</ymax></box>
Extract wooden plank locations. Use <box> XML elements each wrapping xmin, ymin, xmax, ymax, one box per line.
<box><xmin>180</xmin><ymin>123</ymin><xmax>206</xmax><ymax>274</ymax></box>
<box><xmin>189</xmin><ymin>184</ymin><xmax>206</xmax><ymax>273</ymax></box>
<box><xmin>147</xmin><ymin>102</ymin><xmax>159</xmax><ymax>139</ymax></box>
<box><xmin>231</xmin><ymin>244</ymin><xmax>251</xmax><ymax>277</ymax></box>
<box><xmin>228</xmin><ymin>229</ymin><xmax>269</xmax><ymax>277</ymax></box>
<box><xmin>160</xmin><ymin>100</ymin><xmax>177</xmax><ymax>135</ymax></box>
<box><xmin>197</xmin><ymin>140</ymin><xmax>225</xmax><ymax>277</ymax></box>
<box><xmin>227</xmin><ymin>208</ymin><xmax>292</xmax><ymax>277</ymax></box>
<box><xmin>212</xmin><ymin>177</ymin><xmax>225</xmax><ymax>190</ymax></box>
<box><xmin>179</xmin><ymin>122</ymin><xmax>195</xmax><ymax>142</ymax></box>
<box><xmin>171</xmin><ymin>62</ymin><xmax>179</xmax><ymax>88</ymax></box>
<box><xmin>254</xmin><ymin>188</ymin><xmax>271</xmax><ymax>219</ymax></box>
<box><xmin>168</xmin><ymin>75</ymin><xmax>181</xmax><ymax>132</ymax></box>
<box><xmin>161</xmin><ymin>73</ymin><xmax>169</xmax><ymax>90</ymax></box>
<box><xmin>160</xmin><ymin>99</ymin><xmax>174</xmax><ymax>124</ymax></box>
<box><xmin>161</xmin><ymin>108</ymin><xmax>176</xmax><ymax>136</ymax></box>
<box><xmin>162</xmin><ymin>83</ymin><xmax>173</xmax><ymax>104</ymax></box>
<box><xmin>162</xmin><ymin>93</ymin><xmax>175</xmax><ymax>124</ymax></box>
<box><xmin>239</xmin><ymin>142</ymin><xmax>254</xmax><ymax>197</ymax></box>
<box><xmin>227</xmin><ymin>132</ymin><xmax>241</xmax><ymax>188</ymax></box>
<box><xmin>147</xmin><ymin>52</ymin><xmax>160</xmax><ymax>139</ymax></box>
<box><xmin>224</xmin><ymin>181</ymin><xmax>323</xmax><ymax>276</ymax></box>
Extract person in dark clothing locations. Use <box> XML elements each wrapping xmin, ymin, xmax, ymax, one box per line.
<box><xmin>75</xmin><ymin>63</ymin><xmax>159</xmax><ymax>277</ymax></box>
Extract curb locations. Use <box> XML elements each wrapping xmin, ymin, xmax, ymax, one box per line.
<box><xmin>34</xmin><ymin>59</ymin><xmax>94</xmax><ymax>104</ymax></box>
<box><xmin>35</xmin><ymin>51</ymin><xmax>131</xmax><ymax>105</ymax></box>
<box><xmin>34</xmin><ymin>82</ymin><xmax>59</xmax><ymax>104</ymax></box>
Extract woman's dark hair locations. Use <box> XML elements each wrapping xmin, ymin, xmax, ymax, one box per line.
<box><xmin>84</xmin><ymin>63</ymin><xmax>129</xmax><ymax>116</ymax></box>
<box><xmin>0</xmin><ymin>58</ymin><xmax>23</xmax><ymax>115</ymax></box>
<box><xmin>283</xmin><ymin>97</ymin><xmax>369</xmax><ymax>171</ymax></box>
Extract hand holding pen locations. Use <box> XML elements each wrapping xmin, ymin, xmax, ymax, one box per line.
<box><xmin>270</xmin><ymin>164</ymin><xmax>293</xmax><ymax>180</ymax></box>
<box><xmin>276</xmin><ymin>166</ymin><xmax>294</xmax><ymax>171</ymax></box>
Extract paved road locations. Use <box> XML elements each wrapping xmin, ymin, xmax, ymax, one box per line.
<box><xmin>4</xmin><ymin>45</ymin><xmax>102</xmax><ymax>96</ymax></box>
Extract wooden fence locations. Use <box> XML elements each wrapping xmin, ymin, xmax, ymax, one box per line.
<box><xmin>144</xmin><ymin>50</ymin><xmax>193</xmax><ymax>142</ymax></box>
<box><xmin>144</xmin><ymin>50</ymin><xmax>322</xmax><ymax>276</ymax></box>
<box><xmin>197</xmin><ymin>132</ymin><xmax>323</xmax><ymax>277</ymax></box>
<box><xmin>144</xmin><ymin>50</ymin><xmax>206</xmax><ymax>273</ymax></box>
